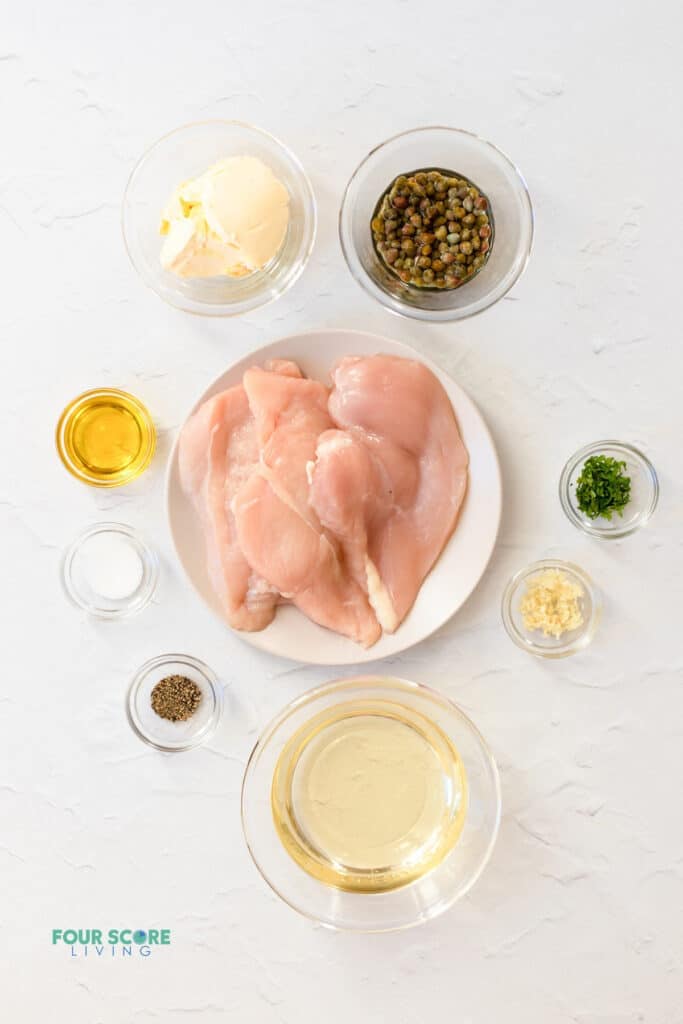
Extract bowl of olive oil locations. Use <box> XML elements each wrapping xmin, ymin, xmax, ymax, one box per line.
<box><xmin>242</xmin><ymin>676</ymin><xmax>501</xmax><ymax>931</ymax></box>
<box><xmin>56</xmin><ymin>388</ymin><xmax>156</xmax><ymax>487</ymax></box>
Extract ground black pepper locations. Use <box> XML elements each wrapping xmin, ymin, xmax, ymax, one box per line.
<box><xmin>151</xmin><ymin>674</ymin><xmax>202</xmax><ymax>722</ymax></box>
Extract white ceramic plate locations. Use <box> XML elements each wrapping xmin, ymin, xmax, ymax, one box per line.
<box><xmin>166</xmin><ymin>329</ymin><xmax>502</xmax><ymax>665</ymax></box>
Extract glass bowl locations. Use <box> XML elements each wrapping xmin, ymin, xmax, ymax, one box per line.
<box><xmin>61</xmin><ymin>522</ymin><xmax>159</xmax><ymax>618</ymax></box>
<box><xmin>122</xmin><ymin>121</ymin><xmax>316</xmax><ymax>317</ymax></box>
<box><xmin>501</xmin><ymin>559</ymin><xmax>601</xmax><ymax>659</ymax></box>
<box><xmin>559</xmin><ymin>440</ymin><xmax>659</xmax><ymax>539</ymax></box>
<box><xmin>56</xmin><ymin>388</ymin><xmax>156</xmax><ymax>488</ymax></box>
<box><xmin>339</xmin><ymin>126</ymin><xmax>533</xmax><ymax>321</ymax></box>
<box><xmin>127</xmin><ymin>654</ymin><xmax>223</xmax><ymax>752</ymax></box>
<box><xmin>241</xmin><ymin>675</ymin><xmax>501</xmax><ymax>932</ymax></box>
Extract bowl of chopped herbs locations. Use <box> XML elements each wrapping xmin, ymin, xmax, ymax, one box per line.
<box><xmin>560</xmin><ymin>441</ymin><xmax>659</xmax><ymax>539</ymax></box>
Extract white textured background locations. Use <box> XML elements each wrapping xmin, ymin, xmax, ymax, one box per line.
<box><xmin>2</xmin><ymin>1</ymin><xmax>682</xmax><ymax>1020</ymax></box>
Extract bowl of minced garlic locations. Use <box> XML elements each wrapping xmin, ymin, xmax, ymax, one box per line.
<box><xmin>501</xmin><ymin>559</ymin><xmax>601</xmax><ymax>658</ymax></box>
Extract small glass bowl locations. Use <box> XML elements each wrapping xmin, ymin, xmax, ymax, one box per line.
<box><xmin>339</xmin><ymin>126</ymin><xmax>533</xmax><ymax>322</ymax></box>
<box><xmin>122</xmin><ymin>120</ymin><xmax>316</xmax><ymax>317</ymax></box>
<box><xmin>559</xmin><ymin>440</ymin><xmax>659</xmax><ymax>539</ymax></box>
<box><xmin>61</xmin><ymin>522</ymin><xmax>159</xmax><ymax>619</ymax></box>
<box><xmin>56</xmin><ymin>388</ymin><xmax>156</xmax><ymax>488</ymax></box>
<box><xmin>241</xmin><ymin>675</ymin><xmax>501</xmax><ymax>932</ymax></box>
<box><xmin>127</xmin><ymin>654</ymin><xmax>223</xmax><ymax>752</ymax></box>
<box><xmin>501</xmin><ymin>559</ymin><xmax>601</xmax><ymax>659</ymax></box>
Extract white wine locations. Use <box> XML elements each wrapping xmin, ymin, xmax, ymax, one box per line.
<box><xmin>271</xmin><ymin>698</ymin><xmax>467</xmax><ymax>893</ymax></box>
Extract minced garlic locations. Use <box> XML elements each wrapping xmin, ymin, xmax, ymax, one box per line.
<box><xmin>520</xmin><ymin>569</ymin><xmax>584</xmax><ymax>638</ymax></box>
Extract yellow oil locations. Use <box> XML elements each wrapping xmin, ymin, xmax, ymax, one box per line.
<box><xmin>56</xmin><ymin>388</ymin><xmax>156</xmax><ymax>487</ymax></box>
<box><xmin>271</xmin><ymin>699</ymin><xmax>468</xmax><ymax>893</ymax></box>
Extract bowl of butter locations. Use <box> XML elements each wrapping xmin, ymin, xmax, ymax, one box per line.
<box><xmin>123</xmin><ymin>120</ymin><xmax>316</xmax><ymax>316</ymax></box>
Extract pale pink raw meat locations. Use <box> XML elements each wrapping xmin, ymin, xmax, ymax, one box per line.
<box><xmin>234</xmin><ymin>367</ymin><xmax>381</xmax><ymax>647</ymax></box>
<box><xmin>310</xmin><ymin>354</ymin><xmax>468</xmax><ymax>631</ymax></box>
<box><xmin>177</xmin><ymin>384</ymin><xmax>279</xmax><ymax>631</ymax></box>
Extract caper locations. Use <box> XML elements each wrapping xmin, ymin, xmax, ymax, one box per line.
<box><xmin>372</xmin><ymin>169</ymin><xmax>493</xmax><ymax>288</ymax></box>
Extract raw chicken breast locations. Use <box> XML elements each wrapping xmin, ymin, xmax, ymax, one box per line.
<box><xmin>178</xmin><ymin>384</ymin><xmax>278</xmax><ymax>631</ymax></box>
<box><xmin>310</xmin><ymin>355</ymin><xmax>468</xmax><ymax>631</ymax></box>
<box><xmin>234</xmin><ymin>367</ymin><xmax>381</xmax><ymax>647</ymax></box>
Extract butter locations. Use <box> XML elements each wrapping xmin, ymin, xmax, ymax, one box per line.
<box><xmin>160</xmin><ymin>156</ymin><xmax>289</xmax><ymax>279</ymax></box>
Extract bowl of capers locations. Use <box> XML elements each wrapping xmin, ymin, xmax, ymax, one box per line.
<box><xmin>339</xmin><ymin>127</ymin><xmax>533</xmax><ymax>322</ymax></box>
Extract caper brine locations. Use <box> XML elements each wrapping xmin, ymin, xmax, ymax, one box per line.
<box><xmin>371</xmin><ymin>169</ymin><xmax>493</xmax><ymax>289</ymax></box>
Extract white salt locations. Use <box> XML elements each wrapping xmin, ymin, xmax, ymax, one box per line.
<box><xmin>78</xmin><ymin>533</ymin><xmax>144</xmax><ymax>601</ymax></box>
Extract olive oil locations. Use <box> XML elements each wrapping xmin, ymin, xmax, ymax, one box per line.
<box><xmin>56</xmin><ymin>388</ymin><xmax>156</xmax><ymax>487</ymax></box>
<box><xmin>271</xmin><ymin>699</ymin><xmax>468</xmax><ymax>893</ymax></box>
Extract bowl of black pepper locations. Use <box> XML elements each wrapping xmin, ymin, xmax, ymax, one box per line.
<box><xmin>126</xmin><ymin>653</ymin><xmax>223</xmax><ymax>752</ymax></box>
<box><xmin>339</xmin><ymin>127</ymin><xmax>533</xmax><ymax>322</ymax></box>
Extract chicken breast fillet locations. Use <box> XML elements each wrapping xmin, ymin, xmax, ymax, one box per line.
<box><xmin>177</xmin><ymin>360</ymin><xmax>303</xmax><ymax>631</ymax></box>
<box><xmin>310</xmin><ymin>354</ymin><xmax>469</xmax><ymax>631</ymax></box>
<box><xmin>178</xmin><ymin>384</ymin><xmax>279</xmax><ymax>631</ymax></box>
<box><xmin>233</xmin><ymin>367</ymin><xmax>381</xmax><ymax>647</ymax></box>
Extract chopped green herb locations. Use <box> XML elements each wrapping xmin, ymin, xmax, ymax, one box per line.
<box><xmin>575</xmin><ymin>454</ymin><xmax>631</xmax><ymax>520</ymax></box>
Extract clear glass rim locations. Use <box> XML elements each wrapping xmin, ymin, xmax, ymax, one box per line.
<box><xmin>126</xmin><ymin>653</ymin><xmax>223</xmax><ymax>752</ymax></box>
<box><xmin>338</xmin><ymin>125</ymin><xmax>534</xmax><ymax>323</ymax></box>
<box><xmin>55</xmin><ymin>387</ymin><xmax>156</xmax><ymax>488</ymax></box>
<box><xmin>559</xmin><ymin>440</ymin><xmax>659</xmax><ymax>539</ymax></box>
<box><xmin>121</xmin><ymin>119</ymin><xmax>317</xmax><ymax>318</ymax></box>
<box><xmin>60</xmin><ymin>521</ymin><xmax>159</xmax><ymax>619</ymax></box>
<box><xmin>501</xmin><ymin>558</ymin><xmax>601</xmax><ymax>659</ymax></box>
<box><xmin>241</xmin><ymin>674</ymin><xmax>501</xmax><ymax>932</ymax></box>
